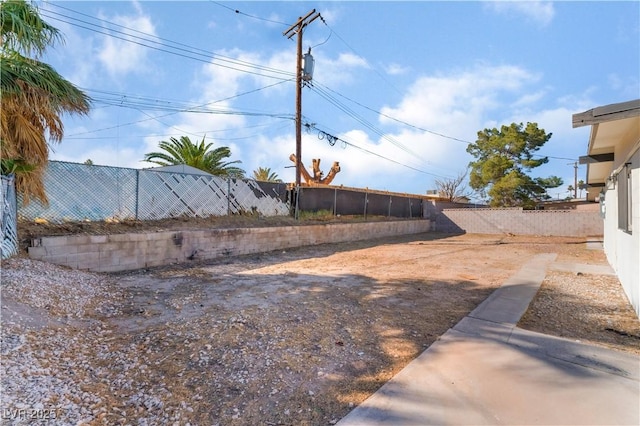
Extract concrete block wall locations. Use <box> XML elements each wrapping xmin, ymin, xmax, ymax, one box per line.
<box><xmin>436</xmin><ymin>208</ymin><xmax>603</xmax><ymax>236</ymax></box>
<box><xmin>28</xmin><ymin>220</ymin><xmax>431</xmax><ymax>272</ymax></box>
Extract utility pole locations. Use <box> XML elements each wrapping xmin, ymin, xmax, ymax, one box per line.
<box><xmin>568</xmin><ymin>161</ymin><xmax>578</xmax><ymax>198</ymax></box>
<box><xmin>283</xmin><ymin>9</ymin><xmax>321</xmax><ymax>218</ymax></box>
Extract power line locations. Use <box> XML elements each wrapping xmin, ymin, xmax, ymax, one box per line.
<box><xmin>41</xmin><ymin>4</ymin><xmax>295</xmax><ymax>80</ymax></box>
<box><xmin>44</xmin><ymin>3</ymin><xmax>293</xmax><ymax>77</ymax></box>
<box><xmin>209</xmin><ymin>1</ymin><xmax>291</xmax><ymax>26</ymax></box>
<box><xmin>314</xmin><ymin>81</ymin><xmax>473</xmax><ymax>145</ymax></box>
<box><xmin>45</xmin><ymin>3</ymin><xmax>577</xmax><ymax>169</ymax></box>
<box><xmin>314</xmin><ymin>15</ymin><xmax>579</xmax><ymax>164</ymax></box>
<box><xmin>66</xmin><ymin>79</ymin><xmax>294</xmax><ymax>137</ymax></box>
<box><xmin>64</xmin><ymin>119</ymin><xmax>291</xmax><ymax>141</ymax></box>
<box><xmin>309</xmin><ymin>82</ymin><xmax>422</xmax><ymax>159</ymax></box>
<box><xmin>304</xmin><ymin>122</ymin><xmax>450</xmax><ymax>179</ymax></box>
<box><xmin>319</xmin><ymin>17</ymin><xmax>404</xmax><ymax>98</ymax></box>
<box><xmin>313</xmin><ymin>81</ymin><xmax>576</xmax><ymax>161</ymax></box>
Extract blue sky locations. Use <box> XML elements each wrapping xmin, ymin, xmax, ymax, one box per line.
<box><xmin>37</xmin><ymin>1</ymin><xmax>639</xmax><ymax>199</ymax></box>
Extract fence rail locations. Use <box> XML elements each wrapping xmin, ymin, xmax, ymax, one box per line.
<box><xmin>18</xmin><ymin>161</ymin><xmax>290</xmax><ymax>223</ymax></box>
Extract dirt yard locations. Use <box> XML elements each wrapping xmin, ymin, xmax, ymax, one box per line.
<box><xmin>2</xmin><ymin>223</ymin><xmax>640</xmax><ymax>425</ymax></box>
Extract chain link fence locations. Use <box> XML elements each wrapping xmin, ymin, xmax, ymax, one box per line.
<box><xmin>1</xmin><ymin>174</ymin><xmax>19</xmax><ymax>259</ymax></box>
<box><xmin>18</xmin><ymin>161</ymin><xmax>290</xmax><ymax>223</ymax></box>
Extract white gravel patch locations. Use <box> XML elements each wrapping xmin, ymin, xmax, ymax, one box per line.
<box><xmin>1</xmin><ymin>258</ymin><xmax>173</xmax><ymax>425</ymax></box>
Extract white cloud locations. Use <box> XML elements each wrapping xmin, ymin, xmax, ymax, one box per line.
<box><xmin>305</xmin><ymin>63</ymin><xmax>552</xmax><ymax>190</ymax></box>
<box><xmin>380</xmin><ymin>64</ymin><xmax>539</xmax><ymax>132</ymax></box>
<box><xmin>608</xmin><ymin>73</ymin><xmax>640</xmax><ymax>99</ymax></box>
<box><xmin>97</xmin><ymin>9</ymin><xmax>158</xmax><ymax>76</ymax></box>
<box><xmin>336</xmin><ymin>52</ymin><xmax>369</xmax><ymax>69</ymax></box>
<box><xmin>197</xmin><ymin>48</ymin><xmax>296</xmax><ymax>101</ymax></box>
<box><xmin>239</xmin><ymin>62</ymin><xmax>566</xmax><ymax>192</ymax></box>
<box><xmin>385</xmin><ymin>63</ymin><xmax>410</xmax><ymax>76</ymax></box>
<box><xmin>314</xmin><ymin>51</ymin><xmax>370</xmax><ymax>87</ymax></box>
<box><xmin>485</xmin><ymin>1</ymin><xmax>555</xmax><ymax>26</ymax></box>
<box><xmin>513</xmin><ymin>91</ymin><xmax>547</xmax><ymax>107</ymax></box>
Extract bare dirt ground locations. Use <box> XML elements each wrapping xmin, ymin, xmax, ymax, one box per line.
<box><xmin>2</xmin><ymin>218</ymin><xmax>640</xmax><ymax>425</ymax></box>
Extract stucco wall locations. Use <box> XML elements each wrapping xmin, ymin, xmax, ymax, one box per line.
<box><xmin>28</xmin><ymin>220</ymin><xmax>431</xmax><ymax>273</ymax></box>
<box><xmin>434</xmin><ymin>208</ymin><xmax>603</xmax><ymax>237</ymax></box>
<box><xmin>603</xmin><ymin>149</ymin><xmax>640</xmax><ymax>318</ymax></box>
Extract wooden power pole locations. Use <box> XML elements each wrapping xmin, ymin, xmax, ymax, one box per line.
<box><xmin>283</xmin><ymin>9</ymin><xmax>320</xmax><ymax>217</ymax></box>
<box><xmin>568</xmin><ymin>161</ymin><xmax>578</xmax><ymax>198</ymax></box>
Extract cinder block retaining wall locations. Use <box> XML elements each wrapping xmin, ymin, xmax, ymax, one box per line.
<box><xmin>28</xmin><ymin>220</ymin><xmax>431</xmax><ymax>272</ymax></box>
<box><xmin>435</xmin><ymin>208</ymin><xmax>603</xmax><ymax>236</ymax></box>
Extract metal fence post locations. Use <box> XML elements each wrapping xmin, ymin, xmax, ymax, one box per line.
<box><xmin>363</xmin><ymin>191</ymin><xmax>368</xmax><ymax>219</ymax></box>
<box><xmin>388</xmin><ymin>196</ymin><xmax>392</xmax><ymax>218</ymax></box>
<box><xmin>227</xmin><ymin>177</ymin><xmax>231</xmax><ymax>216</ymax></box>
<box><xmin>294</xmin><ymin>186</ymin><xmax>301</xmax><ymax>220</ymax></box>
<box><xmin>334</xmin><ymin>187</ymin><xmax>337</xmax><ymax>216</ymax></box>
<box><xmin>135</xmin><ymin>169</ymin><xmax>140</xmax><ymax>220</ymax></box>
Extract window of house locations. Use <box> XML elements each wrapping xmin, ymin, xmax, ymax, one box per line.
<box><xmin>617</xmin><ymin>163</ymin><xmax>632</xmax><ymax>233</ymax></box>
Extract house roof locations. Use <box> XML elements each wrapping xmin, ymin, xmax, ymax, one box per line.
<box><xmin>147</xmin><ymin>164</ymin><xmax>214</xmax><ymax>176</ymax></box>
<box><xmin>572</xmin><ymin>99</ymin><xmax>640</xmax><ymax>201</ymax></box>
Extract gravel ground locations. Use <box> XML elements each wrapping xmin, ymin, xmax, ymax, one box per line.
<box><xmin>519</xmin><ymin>270</ymin><xmax>640</xmax><ymax>354</ymax></box>
<box><xmin>2</xmin><ymin>233</ymin><xmax>639</xmax><ymax>425</ymax></box>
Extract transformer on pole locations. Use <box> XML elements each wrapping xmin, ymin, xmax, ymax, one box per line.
<box><xmin>302</xmin><ymin>48</ymin><xmax>315</xmax><ymax>82</ymax></box>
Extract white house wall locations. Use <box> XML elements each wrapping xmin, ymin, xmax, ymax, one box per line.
<box><xmin>604</xmin><ymin>148</ymin><xmax>640</xmax><ymax>317</ymax></box>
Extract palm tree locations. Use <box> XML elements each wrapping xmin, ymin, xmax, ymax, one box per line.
<box><xmin>566</xmin><ymin>184</ymin><xmax>575</xmax><ymax>199</ymax></box>
<box><xmin>1</xmin><ymin>0</ymin><xmax>91</xmax><ymax>204</ymax></box>
<box><xmin>577</xmin><ymin>179</ymin><xmax>585</xmax><ymax>199</ymax></box>
<box><xmin>253</xmin><ymin>167</ymin><xmax>282</xmax><ymax>182</ymax></box>
<box><xmin>144</xmin><ymin>136</ymin><xmax>245</xmax><ymax>178</ymax></box>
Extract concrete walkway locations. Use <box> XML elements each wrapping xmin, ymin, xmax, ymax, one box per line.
<box><xmin>338</xmin><ymin>253</ymin><xmax>640</xmax><ymax>425</ymax></box>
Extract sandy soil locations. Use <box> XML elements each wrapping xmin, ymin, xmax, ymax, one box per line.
<box><xmin>3</xmin><ymin>224</ymin><xmax>640</xmax><ymax>425</ymax></box>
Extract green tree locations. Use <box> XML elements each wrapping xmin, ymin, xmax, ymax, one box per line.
<box><xmin>253</xmin><ymin>167</ymin><xmax>282</xmax><ymax>183</ymax></box>
<box><xmin>0</xmin><ymin>0</ymin><xmax>91</xmax><ymax>204</ymax></box>
<box><xmin>467</xmin><ymin>122</ymin><xmax>563</xmax><ymax>208</ymax></box>
<box><xmin>143</xmin><ymin>136</ymin><xmax>245</xmax><ymax>177</ymax></box>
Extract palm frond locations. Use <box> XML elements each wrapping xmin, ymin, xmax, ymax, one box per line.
<box><xmin>1</xmin><ymin>52</ymin><xmax>91</xmax><ymax>117</ymax></box>
<box><xmin>0</xmin><ymin>0</ymin><xmax>62</xmax><ymax>56</ymax></box>
<box><xmin>143</xmin><ymin>135</ymin><xmax>245</xmax><ymax>177</ymax></box>
<box><xmin>0</xmin><ymin>2</ymin><xmax>91</xmax><ymax>204</ymax></box>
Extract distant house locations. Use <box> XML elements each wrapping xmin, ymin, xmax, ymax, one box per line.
<box><xmin>425</xmin><ymin>189</ymin><xmax>470</xmax><ymax>204</ymax></box>
<box><xmin>573</xmin><ymin>99</ymin><xmax>640</xmax><ymax>318</ymax></box>
<box><xmin>535</xmin><ymin>199</ymin><xmax>599</xmax><ymax>211</ymax></box>
<box><xmin>147</xmin><ymin>164</ymin><xmax>215</xmax><ymax>176</ymax></box>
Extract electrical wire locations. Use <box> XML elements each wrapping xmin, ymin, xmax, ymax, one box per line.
<box><xmin>209</xmin><ymin>1</ymin><xmax>291</xmax><ymax>26</ymax></box>
<box><xmin>310</xmin><ymin>16</ymin><xmax>332</xmax><ymax>50</ymax></box>
<box><xmin>309</xmin><ymin>82</ymin><xmax>422</xmax><ymax>160</ymax></box>
<box><xmin>41</xmin><ymin>4</ymin><xmax>295</xmax><ymax>81</ymax></box>
<box><xmin>303</xmin><ymin>122</ymin><xmax>452</xmax><ymax>179</ymax></box>
<box><xmin>319</xmin><ymin>17</ymin><xmax>404</xmax><ymax>97</ymax></box>
<box><xmin>312</xmin><ymin>83</ymin><xmax>576</xmax><ymax>164</ymax></box>
<box><xmin>66</xmin><ymin>79</ymin><xmax>295</xmax><ymax>137</ymax></box>
<box><xmin>44</xmin><ymin>3</ymin><xmax>453</xmax><ymax>157</ymax></box>
<box><xmin>316</xmin><ymin>17</ymin><xmax>577</xmax><ymax>164</ymax></box>
<box><xmin>314</xmin><ymin>81</ymin><xmax>473</xmax><ymax>145</ymax></box>
<box><xmin>44</xmin><ymin>2</ymin><xmax>293</xmax><ymax>77</ymax></box>
<box><xmin>45</xmin><ymin>3</ymin><xmax>576</xmax><ymax>169</ymax></box>
<box><xmin>64</xmin><ymin>120</ymin><xmax>291</xmax><ymax>141</ymax></box>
